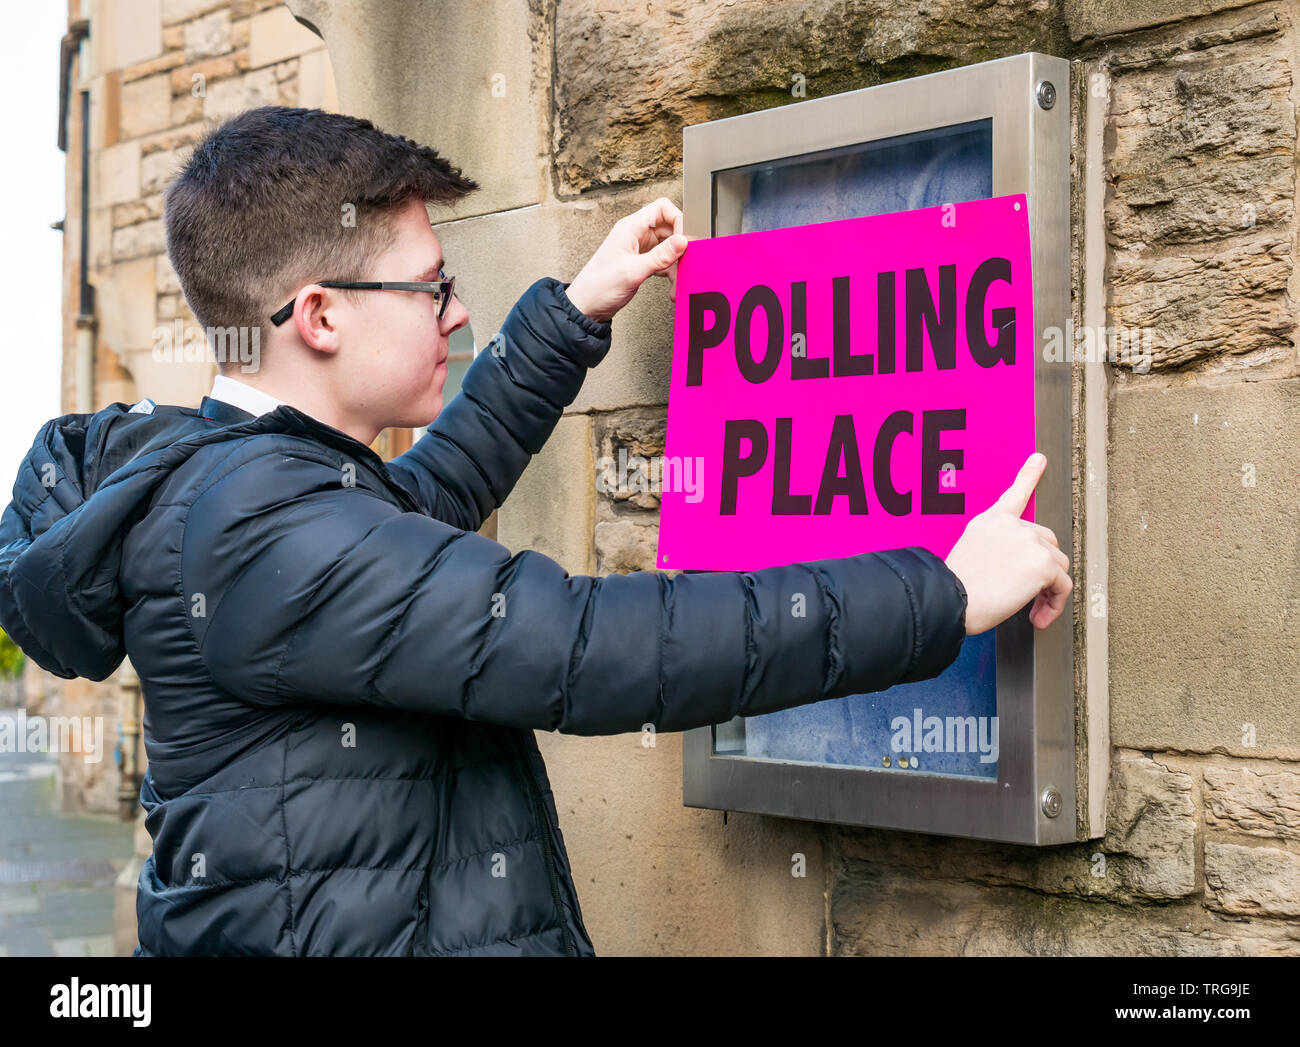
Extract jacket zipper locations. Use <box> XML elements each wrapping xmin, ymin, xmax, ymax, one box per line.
<box><xmin>512</xmin><ymin>731</ymin><xmax>576</xmax><ymax>957</ymax></box>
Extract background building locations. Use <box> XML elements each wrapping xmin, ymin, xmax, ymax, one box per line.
<box><xmin>46</xmin><ymin>0</ymin><xmax>1300</xmax><ymax>955</ymax></box>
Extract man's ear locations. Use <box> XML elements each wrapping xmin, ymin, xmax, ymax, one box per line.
<box><xmin>292</xmin><ymin>284</ymin><xmax>342</xmax><ymax>354</ymax></box>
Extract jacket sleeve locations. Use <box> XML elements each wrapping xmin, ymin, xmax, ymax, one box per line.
<box><xmin>182</xmin><ymin>450</ymin><xmax>968</xmax><ymax>736</ymax></box>
<box><xmin>384</xmin><ymin>276</ymin><xmax>610</xmax><ymax>531</ymax></box>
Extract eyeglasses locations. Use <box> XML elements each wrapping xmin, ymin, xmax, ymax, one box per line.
<box><xmin>269</xmin><ymin>271</ymin><xmax>456</xmax><ymax>326</ymax></box>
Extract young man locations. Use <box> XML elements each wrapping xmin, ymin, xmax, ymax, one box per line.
<box><xmin>0</xmin><ymin>106</ymin><xmax>1069</xmax><ymax>956</ymax></box>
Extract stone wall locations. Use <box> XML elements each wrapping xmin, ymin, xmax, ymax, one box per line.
<box><xmin>827</xmin><ymin>0</ymin><xmax>1299</xmax><ymax>957</ymax></box>
<box><xmin>499</xmin><ymin>0</ymin><xmax>1300</xmax><ymax>956</ymax></box>
<box><xmin>84</xmin><ymin>0</ymin><xmax>1300</xmax><ymax>954</ymax></box>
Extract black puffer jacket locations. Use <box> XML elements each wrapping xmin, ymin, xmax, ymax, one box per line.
<box><xmin>0</xmin><ymin>277</ymin><xmax>967</xmax><ymax>956</ymax></box>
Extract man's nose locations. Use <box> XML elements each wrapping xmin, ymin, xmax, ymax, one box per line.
<box><xmin>441</xmin><ymin>295</ymin><xmax>469</xmax><ymax>335</ymax></box>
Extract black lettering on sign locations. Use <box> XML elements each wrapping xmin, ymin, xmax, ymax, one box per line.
<box><xmin>877</xmin><ymin>270</ymin><xmax>896</xmax><ymax>375</ymax></box>
<box><xmin>720</xmin><ymin>419</ymin><xmax>767</xmax><ymax>515</ymax></box>
<box><xmin>833</xmin><ymin>276</ymin><xmax>872</xmax><ymax>377</ymax></box>
<box><xmin>873</xmin><ymin>410</ymin><xmax>913</xmax><ymax>517</ymax></box>
<box><xmin>922</xmin><ymin>408</ymin><xmax>966</xmax><ymax>515</ymax></box>
<box><xmin>772</xmin><ymin>418</ymin><xmax>811</xmax><ymax>515</ymax></box>
<box><xmin>790</xmin><ymin>281</ymin><xmax>829</xmax><ymax>380</ymax></box>
<box><xmin>686</xmin><ymin>291</ymin><xmax>729</xmax><ymax>386</ymax></box>
<box><xmin>905</xmin><ymin>264</ymin><xmax>957</xmax><ymax>372</ymax></box>
<box><xmin>734</xmin><ymin>285</ymin><xmax>782</xmax><ymax>385</ymax></box>
<box><xmin>967</xmin><ymin>257</ymin><xmax>1015</xmax><ymax>367</ymax></box>
<box><xmin>814</xmin><ymin>415</ymin><xmax>868</xmax><ymax>515</ymax></box>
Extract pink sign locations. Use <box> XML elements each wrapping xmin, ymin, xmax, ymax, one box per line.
<box><xmin>657</xmin><ymin>193</ymin><xmax>1036</xmax><ymax>572</ymax></box>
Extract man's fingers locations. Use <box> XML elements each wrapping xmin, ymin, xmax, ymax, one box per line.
<box><xmin>1030</xmin><ymin>592</ymin><xmax>1056</xmax><ymax>629</ymax></box>
<box><xmin>638</xmin><ymin>234</ymin><xmax>688</xmax><ymax>280</ymax></box>
<box><xmin>991</xmin><ymin>452</ymin><xmax>1046</xmax><ymax>517</ymax></box>
<box><xmin>615</xmin><ymin>198</ymin><xmax>690</xmax><ymax>290</ymax></box>
<box><xmin>634</xmin><ymin>198</ymin><xmax>684</xmax><ymax>247</ymax></box>
<box><xmin>648</xmin><ymin>197</ymin><xmax>682</xmax><ymax>229</ymax></box>
<box><xmin>1030</xmin><ymin>567</ymin><xmax>1072</xmax><ymax>629</ymax></box>
<box><xmin>650</xmin><ymin>234</ymin><xmax>697</xmax><ymax>268</ymax></box>
<box><xmin>1028</xmin><ymin>521</ymin><xmax>1059</xmax><ymax>548</ymax></box>
<box><xmin>1040</xmin><ymin>537</ymin><xmax>1069</xmax><ymax>573</ymax></box>
<box><xmin>1029</xmin><ymin>585</ymin><xmax>1064</xmax><ymax>630</ymax></box>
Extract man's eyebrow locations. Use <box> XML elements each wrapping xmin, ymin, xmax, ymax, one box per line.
<box><xmin>414</xmin><ymin>258</ymin><xmax>445</xmax><ymax>281</ymax></box>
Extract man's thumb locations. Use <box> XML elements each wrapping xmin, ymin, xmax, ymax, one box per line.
<box><xmin>990</xmin><ymin>452</ymin><xmax>1046</xmax><ymax>516</ymax></box>
<box><xmin>640</xmin><ymin>234</ymin><xmax>688</xmax><ymax>278</ymax></box>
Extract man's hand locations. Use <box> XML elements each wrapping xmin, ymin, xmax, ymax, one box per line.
<box><xmin>944</xmin><ymin>453</ymin><xmax>1072</xmax><ymax>634</ymax></box>
<box><xmin>564</xmin><ymin>197</ymin><xmax>689</xmax><ymax>323</ymax></box>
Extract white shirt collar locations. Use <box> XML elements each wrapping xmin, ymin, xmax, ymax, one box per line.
<box><xmin>208</xmin><ymin>373</ymin><xmax>284</xmax><ymax>418</ymax></box>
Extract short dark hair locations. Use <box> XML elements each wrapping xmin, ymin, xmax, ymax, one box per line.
<box><xmin>164</xmin><ymin>106</ymin><xmax>478</xmax><ymax>364</ymax></box>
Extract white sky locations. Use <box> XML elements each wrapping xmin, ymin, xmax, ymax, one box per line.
<box><xmin>0</xmin><ymin>7</ymin><xmax>70</xmax><ymax>502</ymax></box>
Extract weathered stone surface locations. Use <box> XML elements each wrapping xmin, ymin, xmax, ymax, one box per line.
<box><xmin>296</xmin><ymin>47</ymin><xmax>338</xmax><ymax>111</ymax></box>
<box><xmin>89</xmin><ymin>207</ymin><xmax>115</xmax><ymax>272</ymax></box>
<box><xmin>140</xmin><ymin>146</ymin><xmax>188</xmax><ymax>195</ymax></box>
<box><xmin>1204</xmin><ymin>765</ymin><xmax>1300</xmax><ymax>841</ymax></box>
<box><xmin>111</xmin><ymin>219</ymin><xmax>166</xmax><ymax>263</ymax></box>
<box><xmin>121</xmin><ymin>51</ymin><xmax>187</xmax><ymax>87</ymax></box>
<box><xmin>1106</xmin><ymin>11</ymin><xmax>1295</xmax><ymax>372</ymax></box>
<box><xmin>830</xmin><ymin>752</ymin><xmax>1196</xmax><ymax>904</ymax></box>
<box><xmin>96</xmin><ymin>141</ymin><xmax>141</xmax><ymax>206</ymax></box>
<box><xmin>831</xmin><ymin>871</ymin><xmax>1300</xmax><ymax>955</ymax></box>
<box><xmin>171</xmin><ymin>93</ymin><xmax>205</xmax><ymax>125</ymax></box>
<box><xmin>97</xmin><ymin>257</ymin><xmax>158</xmax><ymax>353</ymax></box>
<box><xmin>119</xmin><ymin>73</ymin><xmax>173</xmax><ymax>140</ymax></box>
<box><xmin>249</xmin><ymin>3</ymin><xmax>324</xmax><ymax>68</ymax></box>
<box><xmin>138</xmin><ymin>122</ymin><xmax>208</xmax><ymax>158</ymax></box>
<box><xmin>553</xmin><ymin>0</ymin><xmax>1067</xmax><ymax>193</ymax></box>
<box><xmin>233</xmin><ymin>16</ymin><xmax>253</xmax><ymax>53</ymax></box>
<box><xmin>111</xmin><ymin>194</ymin><xmax>164</xmax><ymax>228</ymax></box>
<box><xmin>1066</xmin><ymin>0</ymin><xmax>1258</xmax><ymax>41</ymax></box>
<box><xmin>286</xmin><ymin>0</ymin><xmax>542</xmax><ymax>219</ymax></box>
<box><xmin>1109</xmin><ymin>380</ymin><xmax>1300</xmax><ymax>759</ymax></box>
<box><xmin>163</xmin><ymin>0</ymin><xmax>226</xmax><ymax>25</ymax></box>
<box><xmin>594</xmin><ymin>407</ymin><xmax>667</xmax><ymax>512</ymax></box>
<box><xmin>1108</xmin><ymin>241</ymin><xmax>1294</xmax><ymax>374</ymax></box>
<box><xmin>1109</xmin><ymin>156</ymin><xmax>1292</xmax><ymax>248</ymax></box>
<box><xmin>594</xmin><ymin>520</ymin><xmax>659</xmax><ymax>575</ymax></box>
<box><xmin>94</xmin><ymin>0</ymin><xmax>163</xmax><ymax>76</ymax></box>
<box><xmin>184</xmin><ymin>9</ymin><xmax>233</xmax><ymax>61</ymax></box>
<box><xmin>202</xmin><ymin>67</ymin><xmax>281</xmax><ymax>121</ymax></box>
<box><xmin>1205</xmin><ymin>842</ymin><xmax>1300</xmax><ymax>917</ymax></box>
<box><xmin>1099</xmin><ymin>752</ymin><xmax>1198</xmax><ymax>898</ymax></box>
<box><xmin>90</xmin><ymin>73</ymin><xmax>122</xmax><ymax>155</ymax></box>
<box><xmin>171</xmin><ymin>54</ymin><xmax>246</xmax><ymax>95</ymax></box>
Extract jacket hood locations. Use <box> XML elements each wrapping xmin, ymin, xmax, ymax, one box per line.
<box><xmin>0</xmin><ymin>396</ymin><xmax>402</xmax><ymax>682</ymax></box>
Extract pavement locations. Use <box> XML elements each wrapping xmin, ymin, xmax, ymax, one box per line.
<box><xmin>0</xmin><ymin>713</ymin><xmax>135</xmax><ymax>957</ymax></box>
